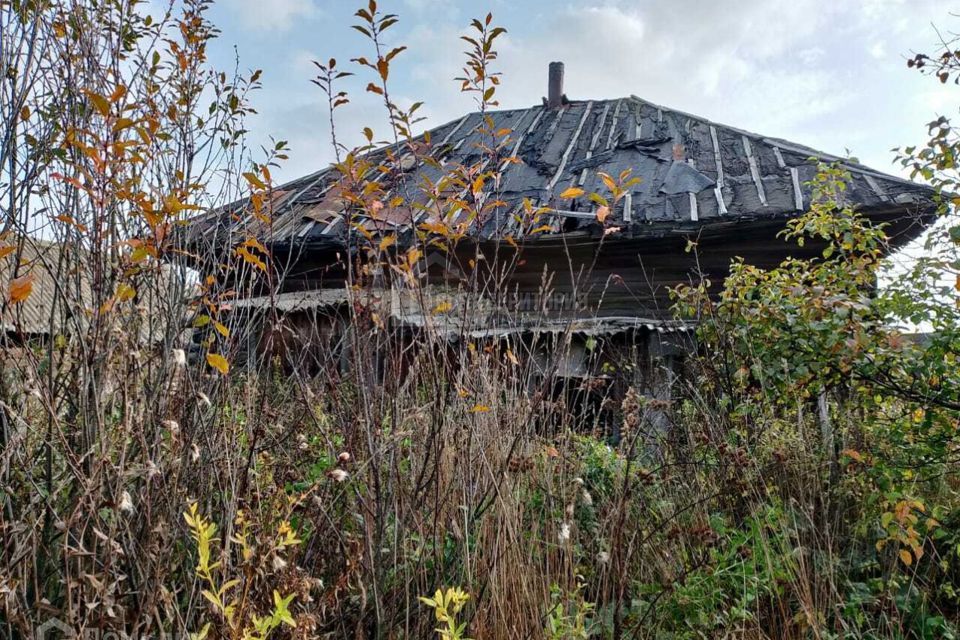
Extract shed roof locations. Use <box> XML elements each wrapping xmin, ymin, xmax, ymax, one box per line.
<box><xmin>186</xmin><ymin>95</ymin><xmax>937</xmax><ymax>250</ymax></box>
<box><xmin>1</xmin><ymin>238</ymin><xmax>184</xmax><ymax>341</ymax></box>
<box><xmin>0</xmin><ymin>239</ymin><xmax>91</xmax><ymax>336</ymax></box>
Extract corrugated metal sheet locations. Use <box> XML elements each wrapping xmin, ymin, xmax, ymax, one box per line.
<box><xmin>1</xmin><ymin>240</ymin><xmax>91</xmax><ymax>336</ymax></box>
<box><xmin>2</xmin><ymin>239</ymin><xmax>181</xmax><ymax>341</ymax></box>
<box><xmin>186</xmin><ymin>95</ymin><xmax>938</xmax><ymax>249</ymax></box>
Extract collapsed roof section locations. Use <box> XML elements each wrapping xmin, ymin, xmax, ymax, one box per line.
<box><xmin>186</xmin><ymin>94</ymin><xmax>938</xmax><ymax>252</ymax></box>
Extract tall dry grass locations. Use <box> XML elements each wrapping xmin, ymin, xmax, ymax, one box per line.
<box><xmin>1</xmin><ymin>1</ymin><xmax>959</xmax><ymax>639</ymax></box>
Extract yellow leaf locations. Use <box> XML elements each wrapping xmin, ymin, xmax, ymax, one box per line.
<box><xmin>206</xmin><ymin>353</ymin><xmax>229</xmax><ymax>375</ymax></box>
<box><xmin>243</xmin><ymin>172</ymin><xmax>266</xmax><ymax>190</ymax></box>
<box><xmin>116</xmin><ymin>283</ymin><xmax>136</xmax><ymax>302</ymax></box>
<box><xmin>432</xmin><ymin>300</ymin><xmax>453</xmax><ymax>315</ymax></box>
<box><xmin>236</xmin><ymin>246</ymin><xmax>267</xmax><ymax>271</ymax></box>
<box><xmin>8</xmin><ymin>274</ymin><xmax>33</xmax><ymax>303</ymax></box>
<box><xmin>200</xmin><ymin>589</ymin><xmax>221</xmax><ymax>609</ymax></box>
<box><xmin>213</xmin><ymin>321</ymin><xmax>230</xmax><ymax>338</ymax></box>
<box><xmin>599</xmin><ymin>172</ymin><xmax>617</xmax><ymax>193</ymax></box>
<box><xmin>470</xmin><ymin>404</ymin><xmax>490</xmax><ymax>413</ymax></box>
<box><xmin>85</xmin><ymin>90</ymin><xmax>110</xmax><ymax>117</ymax></box>
<box><xmin>113</xmin><ymin>117</ymin><xmax>135</xmax><ymax>132</ymax></box>
<box><xmin>560</xmin><ymin>186</ymin><xmax>584</xmax><ymax>199</ymax></box>
<box><xmin>243</xmin><ymin>237</ymin><xmax>268</xmax><ymax>253</ymax></box>
<box><xmin>379</xmin><ymin>234</ymin><xmax>396</xmax><ymax>251</ymax></box>
<box><xmin>899</xmin><ymin>549</ymin><xmax>913</xmax><ymax>567</ymax></box>
<box><xmin>419</xmin><ymin>221</ymin><xmax>451</xmax><ymax>237</ymax></box>
<box><xmin>471</xmin><ymin>174</ymin><xmax>485</xmax><ymax>195</ymax></box>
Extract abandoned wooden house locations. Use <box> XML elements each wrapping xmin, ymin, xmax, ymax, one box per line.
<box><xmin>184</xmin><ymin>62</ymin><xmax>938</xmax><ymax>408</ymax></box>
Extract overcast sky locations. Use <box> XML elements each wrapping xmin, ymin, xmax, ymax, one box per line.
<box><xmin>205</xmin><ymin>0</ymin><xmax>959</xmax><ymax>186</ymax></box>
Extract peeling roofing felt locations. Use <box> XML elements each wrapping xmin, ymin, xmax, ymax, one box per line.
<box><xmin>188</xmin><ymin>95</ymin><xmax>937</xmax><ymax>248</ymax></box>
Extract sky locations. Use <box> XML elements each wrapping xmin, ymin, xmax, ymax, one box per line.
<box><xmin>203</xmin><ymin>0</ymin><xmax>960</xmax><ymax>188</ymax></box>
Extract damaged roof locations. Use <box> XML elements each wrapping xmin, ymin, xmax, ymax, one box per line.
<box><xmin>187</xmin><ymin>94</ymin><xmax>937</xmax><ymax>249</ymax></box>
<box><xmin>230</xmin><ymin>287</ymin><xmax>691</xmax><ymax>338</ymax></box>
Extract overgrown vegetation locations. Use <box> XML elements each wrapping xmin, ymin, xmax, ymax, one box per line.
<box><xmin>2</xmin><ymin>1</ymin><xmax>960</xmax><ymax>638</ymax></box>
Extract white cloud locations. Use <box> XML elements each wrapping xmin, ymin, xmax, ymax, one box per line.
<box><xmin>231</xmin><ymin>0</ymin><xmax>960</xmax><ymax>186</ymax></box>
<box><xmin>797</xmin><ymin>46</ymin><xmax>827</xmax><ymax>65</ymax></box>
<box><xmin>223</xmin><ymin>0</ymin><xmax>318</xmax><ymax>31</ymax></box>
<box><xmin>396</xmin><ymin>0</ymin><xmax>960</xmax><ymax>171</ymax></box>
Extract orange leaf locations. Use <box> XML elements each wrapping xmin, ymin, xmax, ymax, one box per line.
<box><xmin>560</xmin><ymin>187</ymin><xmax>584</xmax><ymax>199</ymax></box>
<box><xmin>0</xmin><ymin>245</ymin><xmax>15</xmax><ymax>260</ymax></box>
<box><xmin>206</xmin><ymin>353</ymin><xmax>229</xmax><ymax>375</ymax></box>
<box><xmin>899</xmin><ymin>549</ymin><xmax>913</xmax><ymax>567</ymax></box>
<box><xmin>596</xmin><ymin>205</ymin><xmax>610</xmax><ymax>223</ymax></box>
<box><xmin>470</xmin><ymin>404</ymin><xmax>490</xmax><ymax>413</ymax></box>
<box><xmin>109</xmin><ymin>84</ymin><xmax>127</xmax><ymax>103</ymax></box>
<box><xmin>8</xmin><ymin>273</ymin><xmax>33</xmax><ymax>303</ymax></box>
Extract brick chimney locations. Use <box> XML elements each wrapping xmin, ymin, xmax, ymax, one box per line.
<box><xmin>547</xmin><ymin>61</ymin><xmax>565</xmax><ymax>109</ymax></box>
